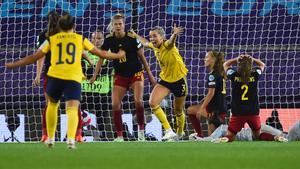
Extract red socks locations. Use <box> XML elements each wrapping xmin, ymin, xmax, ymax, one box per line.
<box><xmin>136</xmin><ymin>106</ymin><xmax>145</xmax><ymax>130</ymax></box>
<box><xmin>42</xmin><ymin>105</ymin><xmax>47</xmax><ymax>136</ymax></box>
<box><xmin>113</xmin><ymin>110</ymin><xmax>123</xmax><ymax>137</ymax></box>
<box><xmin>188</xmin><ymin>114</ymin><xmax>203</xmax><ymax>137</ymax></box>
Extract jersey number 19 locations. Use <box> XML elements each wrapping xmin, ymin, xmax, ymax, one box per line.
<box><xmin>56</xmin><ymin>42</ymin><xmax>76</xmax><ymax>65</ymax></box>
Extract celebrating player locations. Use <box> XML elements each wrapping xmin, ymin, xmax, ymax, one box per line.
<box><xmin>187</xmin><ymin>51</ymin><xmax>227</xmax><ymax>139</ymax></box>
<box><xmin>131</xmin><ymin>24</ymin><xmax>188</xmax><ymax>141</ymax></box>
<box><xmin>217</xmin><ymin>54</ymin><xmax>267</xmax><ymax>142</ymax></box>
<box><xmin>90</xmin><ymin>13</ymin><xmax>156</xmax><ymax>142</ymax></box>
<box><xmin>6</xmin><ymin>13</ymin><xmax>125</xmax><ymax>148</ymax></box>
<box><xmin>33</xmin><ymin>11</ymin><xmax>94</xmax><ymax>143</ymax></box>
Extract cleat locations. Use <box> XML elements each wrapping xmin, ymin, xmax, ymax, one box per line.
<box><xmin>76</xmin><ymin>135</ymin><xmax>84</xmax><ymax>143</ymax></box>
<box><xmin>114</xmin><ymin>137</ymin><xmax>124</xmax><ymax>142</ymax></box>
<box><xmin>275</xmin><ymin>135</ymin><xmax>288</xmax><ymax>143</ymax></box>
<box><xmin>189</xmin><ymin>133</ymin><xmax>198</xmax><ymax>141</ymax></box>
<box><xmin>40</xmin><ymin>135</ymin><xmax>48</xmax><ymax>143</ymax></box>
<box><xmin>47</xmin><ymin>143</ymin><xmax>54</xmax><ymax>148</ymax></box>
<box><xmin>138</xmin><ymin>130</ymin><xmax>146</xmax><ymax>142</ymax></box>
<box><xmin>67</xmin><ymin>139</ymin><xmax>76</xmax><ymax>149</ymax></box>
<box><xmin>211</xmin><ymin>137</ymin><xmax>229</xmax><ymax>143</ymax></box>
<box><xmin>168</xmin><ymin>132</ymin><xmax>185</xmax><ymax>142</ymax></box>
<box><xmin>189</xmin><ymin>133</ymin><xmax>203</xmax><ymax>141</ymax></box>
<box><xmin>162</xmin><ymin>130</ymin><xmax>177</xmax><ymax>141</ymax></box>
<box><xmin>67</xmin><ymin>143</ymin><xmax>76</xmax><ymax>149</ymax></box>
<box><xmin>46</xmin><ymin>139</ymin><xmax>54</xmax><ymax>148</ymax></box>
<box><xmin>177</xmin><ymin>132</ymin><xmax>185</xmax><ymax>140</ymax></box>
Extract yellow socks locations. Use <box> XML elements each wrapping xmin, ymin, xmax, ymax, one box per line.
<box><xmin>152</xmin><ymin>105</ymin><xmax>171</xmax><ymax>130</ymax></box>
<box><xmin>176</xmin><ymin>112</ymin><xmax>185</xmax><ymax>134</ymax></box>
<box><xmin>46</xmin><ymin>101</ymin><xmax>59</xmax><ymax>140</ymax></box>
<box><xmin>66</xmin><ymin>107</ymin><xmax>79</xmax><ymax>140</ymax></box>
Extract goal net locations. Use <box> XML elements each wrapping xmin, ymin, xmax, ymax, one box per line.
<box><xmin>0</xmin><ymin>0</ymin><xmax>299</xmax><ymax>142</ymax></box>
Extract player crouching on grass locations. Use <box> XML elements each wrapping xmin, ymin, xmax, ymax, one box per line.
<box><xmin>187</xmin><ymin>51</ymin><xmax>227</xmax><ymax>140</ymax></box>
<box><xmin>6</xmin><ymin>12</ymin><xmax>125</xmax><ymax>149</ymax></box>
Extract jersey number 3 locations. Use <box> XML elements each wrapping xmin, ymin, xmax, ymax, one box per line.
<box><xmin>241</xmin><ymin>85</ymin><xmax>249</xmax><ymax>101</ymax></box>
<box><xmin>56</xmin><ymin>42</ymin><xmax>76</xmax><ymax>65</ymax></box>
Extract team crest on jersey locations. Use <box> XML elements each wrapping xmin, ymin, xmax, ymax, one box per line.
<box><xmin>256</xmin><ymin>69</ymin><xmax>262</xmax><ymax>75</ymax></box>
<box><xmin>209</xmin><ymin>75</ymin><xmax>215</xmax><ymax>81</ymax></box>
<box><xmin>227</xmin><ymin>69</ymin><xmax>234</xmax><ymax>76</ymax></box>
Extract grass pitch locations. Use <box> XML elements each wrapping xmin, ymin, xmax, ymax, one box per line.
<box><xmin>0</xmin><ymin>141</ymin><xmax>299</xmax><ymax>169</ymax></box>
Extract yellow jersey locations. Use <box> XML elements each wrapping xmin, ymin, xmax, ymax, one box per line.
<box><xmin>148</xmin><ymin>41</ymin><xmax>188</xmax><ymax>83</ymax></box>
<box><xmin>39</xmin><ymin>32</ymin><xmax>95</xmax><ymax>83</ymax></box>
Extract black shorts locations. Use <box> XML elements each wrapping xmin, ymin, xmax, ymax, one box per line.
<box><xmin>158</xmin><ymin>77</ymin><xmax>188</xmax><ymax>97</ymax></box>
<box><xmin>46</xmin><ymin>76</ymin><xmax>81</xmax><ymax>102</ymax></box>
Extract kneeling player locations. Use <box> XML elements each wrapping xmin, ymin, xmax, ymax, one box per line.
<box><xmin>187</xmin><ymin>51</ymin><xmax>227</xmax><ymax>139</ymax></box>
<box><xmin>218</xmin><ymin>54</ymin><xmax>269</xmax><ymax>142</ymax></box>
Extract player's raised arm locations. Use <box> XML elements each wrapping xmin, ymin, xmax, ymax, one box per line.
<box><xmin>83</xmin><ymin>37</ymin><xmax>125</xmax><ymax>60</ymax></box>
<box><xmin>223</xmin><ymin>57</ymin><xmax>238</xmax><ymax>72</ymax></box>
<box><xmin>6</xmin><ymin>38</ymin><xmax>50</xmax><ymax>69</ymax></box>
<box><xmin>251</xmin><ymin>56</ymin><xmax>265</xmax><ymax>72</ymax></box>
<box><xmin>130</xmin><ymin>30</ymin><xmax>150</xmax><ymax>48</ymax></box>
<box><xmin>6</xmin><ymin>49</ymin><xmax>45</xmax><ymax>69</ymax></box>
<box><xmin>165</xmin><ymin>23</ymin><xmax>183</xmax><ymax>48</ymax></box>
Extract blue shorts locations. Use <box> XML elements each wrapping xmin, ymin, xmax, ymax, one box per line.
<box><xmin>46</xmin><ymin>76</ymin><xmax>81</xmax><ymax>102</ymax></box>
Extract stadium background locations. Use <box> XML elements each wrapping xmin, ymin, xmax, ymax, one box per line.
<box><xmin>0</xmin><ymin>0</ymin><xmax>299</xmax><ymax>141</ymax></box>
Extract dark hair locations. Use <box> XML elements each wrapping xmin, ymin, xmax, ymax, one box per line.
<box><xmin>46</xmin><ymin>11</ymin><xmax>59</xmax><ymax>37</ymax></box>
<box><xmin>271</xmin><ymin>109</ymin><xmax>279</xmax><ymax>117</ymax></box>
<box><xmin>58</xmin><ymin>12</ymin><xmax>75</xmax><ymax>31</ymax></box>
<box><xmin>237</xmin><ymin>56</ymin><xmax>252</xmax><ymax>84</ymax></box>
<box><xmin>210</xmin><ymin>51</ymin><xmax>226</xmax><ymax>79</ymax></box>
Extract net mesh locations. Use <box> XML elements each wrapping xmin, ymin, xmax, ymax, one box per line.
<box><xmin>0</xmin><ymin>0</ymin><xmax>299</xmax><ymax>142</ymax></box>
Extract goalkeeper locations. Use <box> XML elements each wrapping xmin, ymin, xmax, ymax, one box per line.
<box><xmin>191</xmin><ymin>123</ymin><xmax>287</xmax><ymax>142</ymax></box>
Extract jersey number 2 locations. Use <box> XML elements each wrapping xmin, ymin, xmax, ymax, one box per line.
<box><xmin>241</xmin><ymin>85</ymin><xmax>249</xmax><ymax>101</ymax></box>
<box><xmin>56</xmin><ymin>42</ymin><xmax>76</xmax><ymax>65</ymax></box>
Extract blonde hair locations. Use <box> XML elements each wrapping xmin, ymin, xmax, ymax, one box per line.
<box><xmin>150</xmin><ymin>26</ymin><xmax>165</xmax><ymax>39</ymax></box>
<box><xmin>107</xmin><ymin>13</ymin><xmax>125</xmax><ymax>33</ymax></box>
